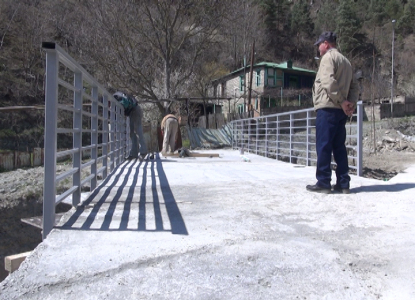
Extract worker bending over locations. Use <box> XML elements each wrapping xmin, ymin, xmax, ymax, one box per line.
<box><xmin>161</xmin><ymin>113</ymin><xmax>179</xmax><ymax>155</ymax></box>
<box><xmin>113</xmin><ymin>91</ymin><xmax>147</xmax><ymax>159</ymax></box>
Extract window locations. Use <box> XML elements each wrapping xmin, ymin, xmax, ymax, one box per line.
<box><xmin>218</xmin><ymin>83</ymin><xmax>225</xmax><ymax>97</ymax></box>
<box><xmin>255</xmin><ymin>70</ymin><xmax>261</xmax><ymax>87</ymax></box>
<box><xmin>217</xmin><ymin>84</ymin><xmax>222</xmax><ymax>97</ymax></box>
<box><xmin>221</xmin><ymin>83</ymin><xmax>226</xmax><ymax>97</ymax></box>
<box><xmin>239</xmin><ymin>76</ymin><xmax>245</xmax><ymax>91</ymax></box>
<box><xmin>267</xmin><ymin>68</ymin><xmax>275</xmax><ymax>87</ymax></box>
<box><xmin>276</xmin><ymin>70</ymin><xmax>284</xmax><ymax>87</ymax></box>
<box><xmin>237</xmin><ymin>104</ymin><xmax>245</xmax><ymax>113</ymax></box>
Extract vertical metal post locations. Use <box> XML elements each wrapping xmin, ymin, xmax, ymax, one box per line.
<box><xmin>391</xmin><ymin>19</ymin><xmax>396</xmax><ymax>118</ymax></box>
<box><xmin>357</xmin><ymin>101</ymin><xmax>363</xmax><ymax>176</ymax></box>
<box><xmin>306</xmin><ymin>111</ymin><xmax>311</xmax><ymax>166</ymax></box>
<box><xmin>115</xmin><ymin>106</ymin><xmax>121</xmax><ymax>164</ymax></box>
<box><xmin>255</xmin><ymin>119</ymin><xmax>259</xmax><ymax>155</ymax></box>
<box><xmin>102</xmin><ymin>94</ymin><xmax>108</xmax><ymax>178</ymax></box>
<box><xmin>122</xmin><ymin>106</ymin><xmax>127</xmax><ymax>159</ymax></box>
<box><xmin>289</xmin><ymin>113</ymin><xmax>294</xmax><ymax>163</ymax></box>
<box><xmin>91</xmin><ymin>87</ymin><xmax>98</xmax><ymax>190</ymax></box>
<box><xmin>110</xmin><ymin>99</ymin><xmax>115</xmax><ymax>171</ymax></box>
<box><xmin>231</xmin><ymin>121</ymin><xmax>234</xmax><ymax>149</ymax></box>
<box><xmin>121</xmin><ymin>107</ymin><xmax>125</xmax><ymax>159</ymax></box>
<box><xmin>247</xmin><ymin>119</ymin><xmax>250</xmax><ymax>153</ymax></box>
<box><xmin>125</xmin><ymin>116</ymin><xmax>130</xmax><ymax>158</ymax></box>
<box><xmin>265</xmin><ymin>117</ymin><xmax>269</xmax><ymax>158</ymax></box>
<box><xmin>276</xmin><ymin>115</ymin><xmax>280</xmax><ymax>159</ymax></box>
<box><xmin>72</xmin><ymin>72</ymin><xmax>83</xmax><ymax>207</ymax></box>
<box><xmin>42</xmin><ymin>50</ymin><xmax>59</xmax><ymax>240</ymax></box>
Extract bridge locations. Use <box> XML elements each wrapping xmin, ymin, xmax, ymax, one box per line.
<box><xmin>1</xmin><ymin>44</ymin><xmax>415</xmax><ymax>299</ymax></box>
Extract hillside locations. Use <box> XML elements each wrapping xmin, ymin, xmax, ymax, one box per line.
<box><xmin>1</xmin><ymin>0</ymin><xmax>415</xmax><ymax>151</ymax></box>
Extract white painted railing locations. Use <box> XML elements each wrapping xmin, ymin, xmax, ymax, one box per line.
<box><xmin>42</xmin><ymin>42</ymin><xmax>130</xmax><ymax>239</ymax></box>
<box><xmin>230</xmin><ymin>101</ymin><xmax>363</xmax><ymax>176</ymax></box>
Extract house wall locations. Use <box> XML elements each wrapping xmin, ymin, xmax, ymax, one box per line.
<box><xmin>211</xmin><ymin>65</ymin><xmax>315</xmax><ymax>116</ymax></box>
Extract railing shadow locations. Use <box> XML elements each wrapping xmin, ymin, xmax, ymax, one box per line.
<box><xmin>57</xmin><ymin>153</ymin><xmax>188</xmax><ymax>235</ymax></box>
<box><xmin>351</xmin><ymin>183</ymin><xmax>415</xmax><ymax>193</ymax></box>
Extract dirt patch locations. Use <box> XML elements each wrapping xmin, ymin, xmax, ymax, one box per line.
<box><xmin>361</xmin><ymin>117</ymin><xmax>415</xmax><ymax>179</ymax></box>
<box><xmin>363</xmin><ymin>151</ymin><xmax>415</xmax><ymax>179</ymax></box>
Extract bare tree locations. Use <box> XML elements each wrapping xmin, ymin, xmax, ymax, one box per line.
<box><xmin>65</xmin><ymin>0</ymin><xmax>229</xmax><ymax>115</ymax></box>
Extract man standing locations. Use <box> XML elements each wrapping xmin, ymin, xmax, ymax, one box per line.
<box><xmin>161</xmin><ymin>113</ymin><xmax>179</xmax><ymax>154</ymax></box>
<box><xmin>113</xmin><ymin>92</ymin><xmax>147</xmax><ymax>159</ymax></box>
<box><xmin>306</xmin><ymin>31</ymin><xmax>358</xmax><ymax>194</ymax></box>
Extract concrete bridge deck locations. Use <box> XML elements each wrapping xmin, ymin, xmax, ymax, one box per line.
<box><xmin>1</xmin><ymin>149</ymin><xmax>415</xmax><ymax>299</ymax></box>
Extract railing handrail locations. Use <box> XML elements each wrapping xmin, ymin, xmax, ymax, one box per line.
<box><xmin>229</xmin><ymin>101</ymin><xmax>363</xmax><ymax>177</ymax></box>
<box><xmin>42</xmin><ymin>42</ymin><xmax>129</xmax><ymax>239</ymax></box>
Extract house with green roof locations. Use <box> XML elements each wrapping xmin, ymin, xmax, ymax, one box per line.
<box><xmin>211</xmin><ymin>60</ymin><xmax>316</xmax><ymax>118</ymax></box>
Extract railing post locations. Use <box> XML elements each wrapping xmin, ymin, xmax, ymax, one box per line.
<box><xmin>72</xmin><ymin>71</ymin><xmax>83</xmax><ymax>207</ymax></box>
<box><xmin>236</xmin><ymin>120</ymin><xmax>244</xmax><ymax>148</ymax></box>
<box><xmin>110</xmin><ymin>100</ymin><xmax>115</xmax><ymax>171</ymax></box>
<box><xmin>231</xmin><ymin>121</ymin><xmax>234</xmax><ymax>149</ymax></box>
<box><xmin>247</xmin><ymin>119</ymin><xmax>250</xmax><ymax>153</ymax></box>
<box><xmin>91</xmin><ymin>87</ymin><xmax>98</xmax><ymax>190</ymax></box>
<box><xmin>357</xmin><ymin>101</ymin><xmax>363</xmax><ymax>176</ymax></box>
<box><xmin>276</xmin><ymin>115</ymin><xmax>280</xmax><ymax>159</ymax></box>
<box><xmin>102</xmin><ymin>95</ymin><xmax>108</xmax><ymax>178</ymax></box>
<box><xmin>306</xmin><ymin>110</ymin><xmax>311</xmax><ymax>166</ymax></box>
<box><xmin>42</xmin><ymin>49</ymin><xmax>59</xmax><ymax>240</ymax></box>
<box><xmin>121</xmin><ymin>108</ymin><xmax>125</xmax><ymax>159</ymax></box>
<box><xmin>289</xmin><ymin>113</ymin><xmax>293</xmax><ymax>163</ymax></box>
<box><xmin>255</xmin><ymin>119</ymin><xmax>259</xmax><ymax>155</ymax></box>
<box><xmin>236</xmin><ymin>121</ymin><xmax>240</xmax><ymax>149</ymax></box>
<box><xmin>115</xmin><ymin>106</ymin><xmax>121</xmax><ymax>164</ymax></box>
<box><xmin>125</xmin><ymin>117</ymin><xmax>130</xmax><ymax>158</ymax></box>
<box><xmin>265</xmin><ymin>117</ymin><xmax>269</xmax><ymax>158</ymax></box>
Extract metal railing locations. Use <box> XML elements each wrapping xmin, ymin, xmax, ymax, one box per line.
<box><xmin>42</xmin><ymin>42</ymin><xmax>130</xmax><ymax>239</ymax></box>
<box><xmin>230</xmin><ymin>101</ymin><xmax>363</xmax><ymax>176</ymax></box>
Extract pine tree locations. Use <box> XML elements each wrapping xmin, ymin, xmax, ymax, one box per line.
<box><xmin>398</xmin><ymin>0</ymin><xmax>415</xmax><ymax>35</ymax></box>
<box><xmin>315</xmin><ymin>0</ymin><xmax>338</xmax><ymax>33</ymax></box>
<box><xmin>260</xmin><ymin>0</ymin><xmax>278</xmax><ymax>51</ymax></box>
<box><xmin>384</xmin><ymin>0</ymin><xmax>403</xmax><ymax>20</ymax></box>
<box><xmin>336</xmin><ymin>0</ymin><xmax>362</xmax><ymax>55</ymax></box>
<box><xmin>290</xmin><ymin>0</ymin><xmax>314</xmax><ymax>58</ymax></box>
<box><xmin>259</xmin><ymin>0</ymin><xmax>292</xmax><ymax>60</ymax></box>
<box><xmin>291</xmin><ymin>0</ymin><xmax>314</xmax><ymax>38</ymax></box>
<box><xmin>367</xmin><ymin>0</ymin><xmax>389</xmax><ymax>27</ymax></box>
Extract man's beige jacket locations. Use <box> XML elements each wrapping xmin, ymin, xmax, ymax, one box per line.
<box><xmin>312</xmin><ymin>48</ymin><xmax>359</xmax><ymax>110</ymax></box>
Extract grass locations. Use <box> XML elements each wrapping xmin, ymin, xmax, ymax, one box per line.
<box><xmin>182</xmin><ymin>139</ymin><xmax>191</xmax><ymax>148</ymax></box>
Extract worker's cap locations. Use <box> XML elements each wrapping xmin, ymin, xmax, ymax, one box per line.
<box><xmin>314</xmin><ymin>31</ymin><xmax>337</xmax><ymax>46</ymax></box>
<box><xmin>113</xmin><ymin>91</ymin><xmax>124</xmax><ymax>101</ymax></box>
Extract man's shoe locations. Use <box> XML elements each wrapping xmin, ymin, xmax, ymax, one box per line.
<box><xmin>306</xmin><ymin>184</ymin><xmax>331</xmax><ymax>194</ymax></box>
<box><xmin>332</xmin><ymin>185</ymin><xmax>350</xmax><ymax>194</ymax></box>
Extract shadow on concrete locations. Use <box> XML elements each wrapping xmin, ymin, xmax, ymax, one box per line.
<box><xmin>58</xmin><ymin>153</ymin><xmax>188</xmax><ymax>235</ymax></box>
<box><xmin>351</xmin><ymin>183</ymin><xmax>415</xmax><ymax>193</ymax></box>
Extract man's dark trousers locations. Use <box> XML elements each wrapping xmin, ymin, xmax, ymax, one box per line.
<box><xmin>315</xmin><ymin>108</ymin><xmax>350</xmax><ymax>189</ymax></box>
